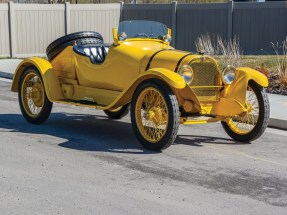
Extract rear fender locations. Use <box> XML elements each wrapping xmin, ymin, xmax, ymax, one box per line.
<box><xmin>11</xmin><ymin>57</ymin><xmax>64</xmax><ymax>101</ymax></box>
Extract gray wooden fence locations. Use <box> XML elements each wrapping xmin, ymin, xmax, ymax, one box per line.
<box><xmin>1</xmin><ymin>1</ymin><xmax>287</xmax><ymax>57</ymax></box>
<box><xmin>122</xmin><ymin>1</ymin><xmax>287</xmax><ymax>54</ymax></box>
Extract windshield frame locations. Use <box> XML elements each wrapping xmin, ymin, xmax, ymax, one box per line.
<box><xmin>117</xmin><ymin>20</ymin><xmax>169</xmax><ymax>42</ymax></box>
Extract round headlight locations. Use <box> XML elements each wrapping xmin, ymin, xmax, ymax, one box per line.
<box><xmin>178</xmin><ymin>65</ymin><xmax>194</xmax><ymax>85</ymax></box>
<box><xmin>222</xmin><ymin>65</ymin><xmax>236</xmax><ymax>85</ymax></box>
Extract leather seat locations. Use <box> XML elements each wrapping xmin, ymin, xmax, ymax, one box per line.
<box><xmin>73</xmin><ymin>44</ymin><xmax>110</xmax><ymax>64</ymax></box>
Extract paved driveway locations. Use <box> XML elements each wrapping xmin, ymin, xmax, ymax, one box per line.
<box><xmin>0</xmin><ymin>79</ymin><xmax>287</xmax><ymax>214</ymax></box>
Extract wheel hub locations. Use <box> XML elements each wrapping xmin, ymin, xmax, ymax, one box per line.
<box><xmin>246</xmin><ymin>103</ymin><xmax>253</xmax><ymax>112</ymax></box>
<box><xmin>30</xmin><ymin>82</ymin><xmax>43</xmax><ymax>107</ymax></box>
<box><xmin>146</xmin><ymin>107</ymin><xmax>166</xmax><ymax>126</ymax></box>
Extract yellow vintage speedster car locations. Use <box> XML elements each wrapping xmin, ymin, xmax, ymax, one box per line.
<box><xmin>11</xmin><ymin>20</ymin><xmax>270</xmax><ymax>150</ymax></box>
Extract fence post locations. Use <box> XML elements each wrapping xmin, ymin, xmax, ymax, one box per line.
<box><xmin>8</xmin><ymin>1</ymin><xmax>16</xmax><ymax>57</ymax></box>
<box><xmin>119</xmin><ymin>1</ymin><xmax>124</xmax><ymax>22</ymax></box>
<box><xmin>227</xmin><ymin>0</ymin><xmax>233</xmax><ymax>41</ymax></box>
<box><xmin>65</xmin><ymin>2</ymin><xmax>70</xmax><ymax>35</ymax></box>
<box><xmin>171</xmin><ymin>1</ymin><xmax>177</xmax><ymax>48</ymax></box>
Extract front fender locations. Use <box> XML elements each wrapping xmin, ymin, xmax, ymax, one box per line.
<box><xmin>143</xmin><ymin>68</ymin><xmax>186</xmax><ymax>89</ymax></box>
<box><xmin>237</xmin><ymin>67</ymin><xmax>268</xmax><ymax>87</ymax></box>
<box><xmin>103</xmin><ymin>68</ymin><xmax>200</xmax><ymax>110</ymax></box>
<box><xmin>221</xmin><ymin>67</ymin><xmax>268</xmax><ymax>105</ymax></box>
<box><xmin>11</xmin><ymin>57</ymin><xmax>64</xmax><ymax>101</ymax></box>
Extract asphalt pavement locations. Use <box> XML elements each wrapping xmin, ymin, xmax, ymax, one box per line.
<box><xmin>0</xmin><ymin>79</ymin><xmax>287</xmax><ymax>214</ymax></box>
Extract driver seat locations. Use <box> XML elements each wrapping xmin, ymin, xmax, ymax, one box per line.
<box><xmin>73</xmin><ymin>44</ymin><xmax>110</xmax><ymax>64</ymax></box>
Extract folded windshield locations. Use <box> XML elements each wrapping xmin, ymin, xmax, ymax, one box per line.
<box><xmin>118</xmin><ymin>20</ymin><xmax>167</xmax><ymax>40</ymax></box>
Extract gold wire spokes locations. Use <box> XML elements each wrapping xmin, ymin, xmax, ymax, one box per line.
<box><xmin>227</xmin><ymin>86</ymin><xmax>259</xmax><ymax>134</ymax></box>
<box><xmin>135</xmin><ymin>87</ymin><xmax>169</xmax><ymax>143</ymax></box>
<box><xmin>21</xmin><ymin>72</ymin><xmax>44</xmax><ymax>117</ymax></box>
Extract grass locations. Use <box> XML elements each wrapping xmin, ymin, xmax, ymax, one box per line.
<box><xmin>272</xmin><ymin>38</ymin><xmax>287</xmax><ymax>85</ymax></box>
<box><xmin>221</xmin><ymin>55</ymin><xmax>279</xmax><ymax>73</ymax></box>
<box><xmin>195</xmin><ymin>33</ymin><xmax>287</xmax><ymax>86</ymax></box>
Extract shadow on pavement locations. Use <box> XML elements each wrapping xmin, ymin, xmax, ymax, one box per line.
<box><xmin>0</xmin><ymin>113</ymin><xmax>247</xmax><ymax>153</ymax></box>
<box><xmin>176</xmin><ymin>135</ymin><xmax>250</xmax><ymax>147</ymax></box>
<box><xmin>0</xmin><ymin>113</ymin><xmax>154</xmax><ymax>154</ymax></box>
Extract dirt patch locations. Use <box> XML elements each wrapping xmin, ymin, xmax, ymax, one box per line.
<box><xmin>267</xmin><ymin>74</ymin><xmax>287</xmax><ymax>96</ymax></box>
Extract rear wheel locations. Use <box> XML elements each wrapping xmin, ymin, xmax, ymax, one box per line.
<box><xmin>131</xmin><ymin>80</ymin><xmax>180</xmax><ymax>150</ymax></box>
<box><xmin>46</xmin><ymin>31</ymin><xmax>103</xmax><ymax>61</ymax></box>
<box><xmin>104</xmin><ymin>104</ymin><xmax>129</xmax><ymax>119</ymax></box>
<box><xmin>221</xmin><ymin>81</ymin><xmax>270</xmax><ymax>142</ymax></box>
<box><xmin>18</xmin><ymin>67</ymin><xmax>53</xmax><ymax>124</ymax></box>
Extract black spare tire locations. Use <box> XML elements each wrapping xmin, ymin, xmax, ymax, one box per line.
<box><xmin>46</xmin><ymin>31</ymin><xmax>104</xmax><ymax>61</ymax></box>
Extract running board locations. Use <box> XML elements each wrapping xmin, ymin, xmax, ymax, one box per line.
<box><xmin>54</xmin><ymin>99</ymin><xmax>107</xmax><ymax>110</ymax></box>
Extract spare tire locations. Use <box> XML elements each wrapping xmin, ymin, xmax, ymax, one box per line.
<box><xmin>46</xmin><ymin>31</ymin><xmax>103</xmax><ymax>61</ymax></box>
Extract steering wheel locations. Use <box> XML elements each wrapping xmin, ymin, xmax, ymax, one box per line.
<box><xmin>133</xmin><ymin>33</ymin><xmax>149</xmax><ymax>38</ymax></box>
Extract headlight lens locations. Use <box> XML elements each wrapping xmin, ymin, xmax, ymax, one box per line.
<box><xmin>178</xmin><ymin>65</ymin><xmax>194</xmax><ymax>85</ymax></box>
<box><xmin>222</xmin><ymin>65</ymin><xmax>236</xmax><ymax>85</ymax></box>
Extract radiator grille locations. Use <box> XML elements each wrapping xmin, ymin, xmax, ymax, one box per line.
<box><xmin>189</xmin><ymin>57</ymin><xmax>220</xmax><ymax>101</ymax></box>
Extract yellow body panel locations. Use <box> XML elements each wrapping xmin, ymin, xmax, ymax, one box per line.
<box><xmin>73</xmin><ymin>41</ymin><xmax>172</xmax><ymax>90</ymax></box>
<box><xmin>11</xmin><ymin>36</ymin><xmax>268</xmax><ymax>123</ymax></box>
<box><xmin>100</xmin><ymin>68</ymin><xmax>190</xmax><ymax>110</ymax></box>
<box><xmin>11</xmin><ymin>57</ymin><xmax>64</xmax><ymax>101</ymax></box>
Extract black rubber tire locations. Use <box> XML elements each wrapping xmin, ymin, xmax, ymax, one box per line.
<box><xmin>46</xmin><ymin>31</ymin><xmax>103</xmax><ymax>54</ymax></box>
<box><xmin>46</xmin><ymin>31</ymin><xmax>103</xmax><ymax>61</ymax></box>
<box><xmin>221</xmin><ymin>81</ymin><xmax>270</xmax><ymax>142</ymax></box>
<box><xmin>130</xmin><ymin>79</ymin><xmax>180</xmax><ymax>150</ymax></box>
<box><xmin>18</xmin><ymin>67</ymin><xmax>53</xmax><ymax>124</ymax></box>
<box><xmin>104</xmin><ymin>104</ymin><xmax>130</xmax><ymax>119</ymax></box>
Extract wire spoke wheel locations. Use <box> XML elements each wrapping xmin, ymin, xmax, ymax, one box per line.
<box><xmin>131</xmin><ymin>80</ymin><xmax>180</xmax><ymax>150</ymax></box>
<box><xmin>21</xmin><ymin>72</ymin><xmax>44</xmax><ymax>117</ymax></box>
<box><xmin>135</xmin><ymin>87</ymin><xmax>169</xmax><ymax>143</ymax></box>
<box><xmin>226</xmin><ymin>86</ymin><xmax>259</xmax><ymax>135</ymax></box>
<box><xmin>18</xmin><ymin>67</ymin><xmax>53</xmax><ymax>124</ymax></box>
<box><xmin>221</xmin><ymin>81</ymin><xmax>270</xmax><ymax>142</ymax></box>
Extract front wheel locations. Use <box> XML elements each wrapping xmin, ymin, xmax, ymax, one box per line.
<box><xmin>221</xmin><ymin>81</ymin><xmax>270</xmax><ymax>142</ymax></box>
<box><xmin>131</xmin><ymin>80</ymin><xmax>180</xmax><ymax>150</ymax></box>
<box><xmin>18</xmin><ymin>67</ymin><xmax>53</xmax><ymax>124</ymax></box>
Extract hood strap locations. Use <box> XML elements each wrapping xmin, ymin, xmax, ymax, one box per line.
<box><xmin>145</xmin><ymin>49</ymin><xmax>173</xmax><ymax>71</ymax></box>
<box><xmin>174</xmin><ymin>53</ymin><xmax>193</xmax><ymax>73</ymax></box>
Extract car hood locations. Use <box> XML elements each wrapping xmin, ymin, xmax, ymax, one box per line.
<box><xmin>115</xmin><ymin>40</ymin><xmax>202</xmax><ymax>74</ymax></box>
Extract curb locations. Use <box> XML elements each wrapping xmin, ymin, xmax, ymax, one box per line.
<box><xmin>269</xmin><ymin>118</ymin><xmax>287</xmax><ymax>131</ymax></box>
<box><xmin>0</xmin><ymin>71</ymin><xmax>13</xmax><ymax>80</ymax></box>
<box><xmin>0</xmin><ymin>71</ymin><xmax>286</xmax><ymax>131</ymax></box>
